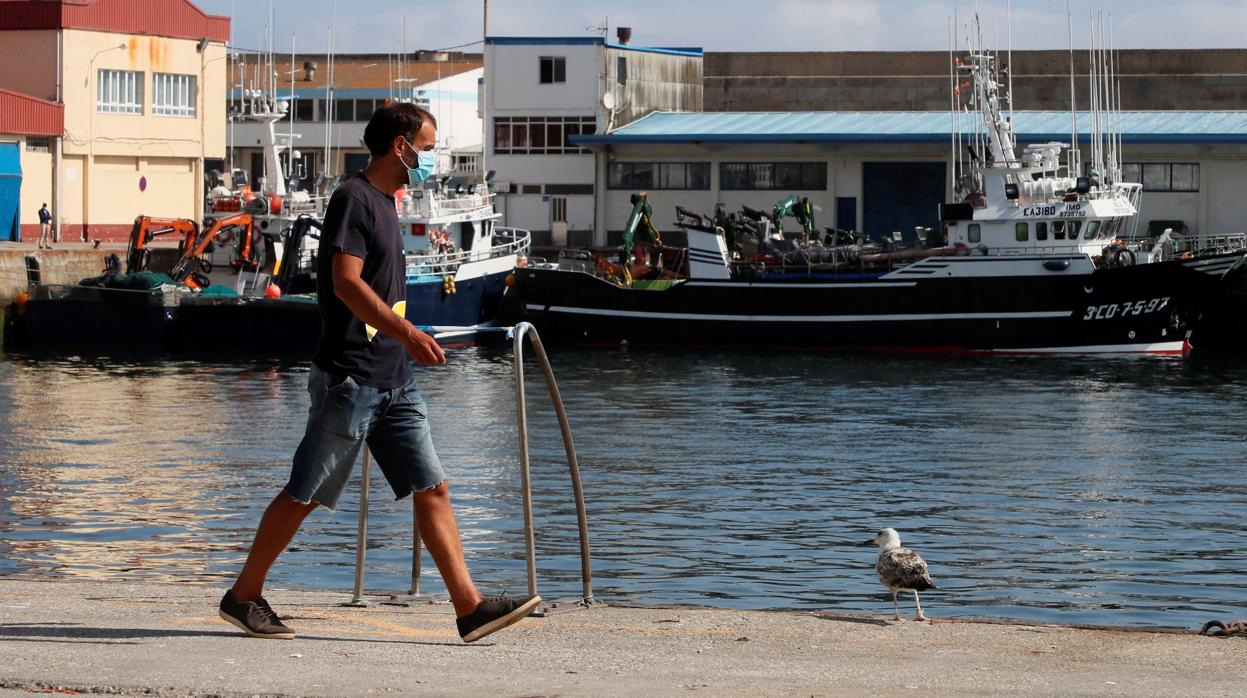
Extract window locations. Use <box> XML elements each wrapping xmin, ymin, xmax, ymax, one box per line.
<box><xmin>968</xmin><ymin>223</ymin><xmax>981</xmax><ymax>243</ymax></box>
<box><xmin>608</xmin><ymin>162</ymin><xmax>711</xmax><ymax>190</ymax></box>
<box><xmin>1125</xmin><ymin>162</ymin><xmax>1201</xmax><ymax>192</ymax></box>
<box><xmin>617</xmin><ymin>56</ymin><xmax>627</xmax><ymax>86</ymax></box>
<box><xmin>1142</xmin><ymin>164</ymin><xmax>1169</xmax><ymax>191</ymax></box>
<box><xmin>1015</xmin><ymin>222</ymin><xmax>1028</xmax><ymax>242</ymax></box>
<box><xmin>1083</xmin><ymin>220</ymin><xmax>1101</xmax><ymax>240</ymax></box>
<box><xmin>493</xmin><ymin>116</ymin><xmax>595</xmax><ymax>155</ymax></box>
<box><xmin>1068</xmin><ymin>221</ymin><xmax>1082</xmax><ymax>238</ymax></box>
<box><xmin>1170</xmin><ymin>164</ymin><xmax>1199</xmax><ymax>192</ymax></box>
<box><xmin>294</xmin><ymin>98</ymin><xmax>316</xmax><ymax>122</ymax></box>
<box><xmin>720</xmin><ymin>162</ymin><xmax>828</xmax><ymax>190</ymax></box>
<box><xmin>97</xmin><ymin>69</ymin><xmax>143</xmax><ymax>114</ymax></box>
<box><xmin>333</xmin><ymin>99</ymin><xmax>354</xmax><ymax>122</ymax></box>
<box><xmin>25</xmin><ymin>136</ymin><xmax>50</xmax><ymax>153</ymax></box>
<box><xmin>153</xmin><ymin>73</ymin><xmax>196</xmax><ymax>116</ymax></box>
<box><xmin>1052</xmin><ymin>220</ymin><xmax>1066</xmax><ymax>240</ymax></box>
<box><xmin>1036</xmin><ymin>221</ymin><xmax>1048</xmax><ymax>241</ymax></box>
<box><xmin>552</xmin><ymin>197</ymin><xmax>567</xmax><ymax>223</ymax></box>
<box><xmin>539</xmin><ymin>56</ymin><xmax>566</xmax><ymax>84</ymax></box>
<box><xmin>354</xmin><ymin>99</ymin><xmax>376</xmax><ymax>122</ymax></box>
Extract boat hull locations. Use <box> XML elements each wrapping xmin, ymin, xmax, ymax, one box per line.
<box><xmin>8</xmin><ymin>265</ymin><xmax>517</xmax><ymax>355</ymax></box>
<box><xmin>514</xmin><ymin>253</ymin><xmax>1245</xmax><ymax>354</ymax></box>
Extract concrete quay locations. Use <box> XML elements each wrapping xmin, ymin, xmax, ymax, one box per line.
<box><xmin>0</xmin><ymin>579</ymin><xmax>1242</xmax><ymax>697</ymax></box>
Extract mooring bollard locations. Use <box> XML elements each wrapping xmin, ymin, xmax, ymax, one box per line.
<box><xmin>347</xmin><ymin>323</ymin><xmax>593</xmax><ymax>613</ymax></box>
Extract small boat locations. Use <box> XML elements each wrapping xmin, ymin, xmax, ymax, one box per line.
<box><xmin>511</xmin><ymin>19</ymin><xmax>1247</xmax><ymax>355</ymax></box>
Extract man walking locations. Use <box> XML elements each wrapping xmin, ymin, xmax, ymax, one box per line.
<box><xmin>219</xmin><ymin>103</ymin><xmax>540</xmax><ymax>643</ymax></box>
<box><xmin>37</xmin><ymin>203</ymin><xmax>52</xmax><ymax>249</ymax></box>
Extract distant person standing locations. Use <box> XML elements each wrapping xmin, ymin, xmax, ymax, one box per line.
<box><xmin>218</xmin><ymin>102</ymin><xmax>541</xmax><ymax>644</ymax></box>
<box><xmin>37</xmin><ymin>203</ymin><xmax>52</xmax><ymax>249</ymax></box>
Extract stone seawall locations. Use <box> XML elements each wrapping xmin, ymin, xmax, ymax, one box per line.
<box><xmin>0</xmin><ymin>245</ymin><xmax>179</xmax><ymax>306</ymax></box>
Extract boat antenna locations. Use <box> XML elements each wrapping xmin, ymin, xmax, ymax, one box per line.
<box><xmin>482</xmin><ymin>0</ymin><xmax>489</xmax><ymax>186</ymax></box>
<box><xmin>1007</xmin><ymin>0</ymin><xmax>1014</xmax><ymax>126</ymax></box>
<box><xmin>1067</xmin><ymin>0</ymin><xmax>1079</xmax><ymax>177</ymax></box>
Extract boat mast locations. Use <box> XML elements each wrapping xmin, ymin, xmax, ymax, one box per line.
<box><xmin>1066</xmin><ymin>1</ymin><xmax>1079</xmax><ymax>177</ymax></box>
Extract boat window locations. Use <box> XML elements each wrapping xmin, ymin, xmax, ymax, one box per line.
<box><xmin>1083</xmin><ymin>220</ymin><xmax>1101</xmax><ymax>239</ymax></box>
<box><xmin>1101</xmin><ymin>218</ymin><xmax>1120</xmax><ymax>239</ymax></box>
<box><xmin>1052</xmin><ymin>221</ymin><xmax>1066</xmax><ymax>240</ymax></box>
<box><xmin>1036</xmin><ymin>222</ymin><xmax>1048</xmax><ymax>241</ymax></box>
<box><xmin>968</xmin><ymin>223</ymin><xmax>981</xmax><ymax>243</ymax></box>
<box><xmin>1015</xmin><ymin>222</ymin><xmax>1028</xmax><ymax>242</ymax></box>
<box><xmin>1068</xmin><ymin>221</ymin><xmax>1082</xmax><ymax>239</ymax></box>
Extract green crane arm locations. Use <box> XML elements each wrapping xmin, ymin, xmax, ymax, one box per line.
<box><xmin>772</xmin><ymin>195</ymin><xmax>817</xmax><ymax>240</ymax></box>
<box><xmin>620</xmin><ymin>193</ymin><xmax>661</xmax><ymax>285</ymax></box>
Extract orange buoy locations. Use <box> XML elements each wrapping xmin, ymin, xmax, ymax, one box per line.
<box><xmin>14</xmin><ymin>291</ymin><xmax>29</xmax><ymax>312</ymax></box>
<box><xmin>264</xmin><ymin>283</ymin><xmax>282</xmax><ymax>299</ymax></box>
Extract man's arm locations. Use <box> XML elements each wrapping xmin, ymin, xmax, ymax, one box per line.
<box><xmin>331</xmin><ymin>251</ymin><xmax>445</xmax><ymax>365</ymax></box>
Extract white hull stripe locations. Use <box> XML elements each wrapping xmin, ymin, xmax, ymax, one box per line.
<box><xmin>528</xmin><ymin>304</ymin><xmax>1071</xmax><ymax>322</ymax></box>
<box><xmin>685</xmin><ymin>281</ymin><xmax>919</xmax><ymax>289</ymax></box>
<box><xmin>986</xmin><ymin>341</ymin><xmax>1185</xmax><ymax>354</ymax></box>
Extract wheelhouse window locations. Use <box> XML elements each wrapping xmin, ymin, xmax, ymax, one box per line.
<box><xmin>1015</xmin><ymin>222</ymin><xmax>1029</xmax><ymax>242</ymax></box>
<box><xmin>1082</xmin><ymin>220</ymin><xmax>1101</xmax><ymax>239</ymax></box>
<box><xmin>97</xmin><ymin>69</ymin><xmax>143</xmax><ymax>114</ymax></box>
<box><xmin>1052</xmin><ymin>221</ymin><xmax>1066</xmax><ymax>240</ymax></box>
<box><xmin>1036</xmin><ymin>222</ymin><xmax>1048</xmax><ymax>241</ymax></box>
<box><xmin>539</xmin><ymin>56</ymin><xmax>566</xmax><ymax>84</ymax></box>
<box><xmin>153</xmin><ymin>73</ymin><xmax>197</xmax><ymax>117</ymax></box>
<box><xmin>968</xmin><ymin>223</ymin><xmax>981</xmax><ymax>243</ymax></box>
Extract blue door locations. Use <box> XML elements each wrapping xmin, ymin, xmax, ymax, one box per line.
<box><xmin>0</xmin><ymin>143</ymin><xmax>21</xmax><ymax>242</ymax></box>
<box><xmin>835</xmin><ymin>197</ymin><xmax>857</xmax><ymax>232</ymax></box>
<box><xmin>862</xmin><ymin>162</ymin><xmax>945</xmax><ymax>245</ymax></box>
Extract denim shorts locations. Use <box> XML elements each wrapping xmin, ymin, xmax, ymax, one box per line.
<box><xmin>285</xmin><ymin>364</ymin><xmax>446</xmax><ymax>511</ymax></box>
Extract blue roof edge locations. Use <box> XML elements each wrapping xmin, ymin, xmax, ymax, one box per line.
<box><xmin>573</xmin><ymin>133</ymin><xmax>1247</xmax><ymax>145</ymax></box>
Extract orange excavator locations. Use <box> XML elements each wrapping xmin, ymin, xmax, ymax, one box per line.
<box><xmin>125</xmin><ymin>216</ymin><xmax>199</xmax><ymax>275</ymax></box>
<box><xmin>127</xmin><ymin>213</ymin><xmax>262</xmax><ymax>288</ymax></box>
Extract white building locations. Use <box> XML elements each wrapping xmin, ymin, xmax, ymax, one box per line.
<box><xmin>483</xmin><ymin>34</ymin><xmax>702</xmax><ymax>246</ymax></box>
<box><xmin>574</xmin><ymin>111</ymin><xmax>1247</xmax><ymax>246</ymax></box>
<box><xmin>226</xmin><ymin>52</ymin><xmax>482</xmax><ymax>191</ymax></box>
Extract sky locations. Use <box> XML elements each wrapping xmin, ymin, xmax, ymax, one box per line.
<box><xmin>194</xmin><ymin>0</ymin><xmax>1246</xmax><ymax>55</ymax></box>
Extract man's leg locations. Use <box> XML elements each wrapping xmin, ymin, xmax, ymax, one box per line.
<box><xmin>231</xmin><ymin>491</ymin><xmax>318</xmax><ymax>601</ymax></box>
<box><xmin>413</xmin><ymin>482</ymin><xmax>482</xmax><ymax>616</ymax></box>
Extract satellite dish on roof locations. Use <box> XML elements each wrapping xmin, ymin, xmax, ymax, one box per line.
<box><xmin>601</xmin><ymin>92</ymin><xmax>616</xmax><ymax>111</ymax></box>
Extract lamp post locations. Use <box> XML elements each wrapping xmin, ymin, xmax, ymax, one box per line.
<box><xmin>83</xmin><ymin>42</ymin><xmax>128</xmax><ymax>241</ymax></box>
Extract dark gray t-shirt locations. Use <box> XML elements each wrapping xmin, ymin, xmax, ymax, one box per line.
<box><xmin>312</xmin><ymin>172</ymin><xmax>411</xmax><ymax>389</ymax></box>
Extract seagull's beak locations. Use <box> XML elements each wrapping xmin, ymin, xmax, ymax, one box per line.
<box><xmin>859</xmin><ymin>538</ymin><xmax>876</xmax><ymax>547</ymax></box>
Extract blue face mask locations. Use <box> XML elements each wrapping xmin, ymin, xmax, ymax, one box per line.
<box><xmin>400</xmin><ymin>139</ymin><xmax>436</xmax><ymax>186</ymax></box>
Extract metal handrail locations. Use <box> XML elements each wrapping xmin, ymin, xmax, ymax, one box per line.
<box><xmin>344</xmin><ymin>323</ymin><xmax>593</xmax><ymax>608</ymax></box>
<box><xmin>403</xmin><ymin>230</ymin><xmax>532</xmax><ymax>279</ymax></box>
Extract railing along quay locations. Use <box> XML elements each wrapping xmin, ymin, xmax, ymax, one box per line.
<box><xmin>341</xmin><ymin>323</ymin><xmax>593</xmax><ymax>617</ymax></box>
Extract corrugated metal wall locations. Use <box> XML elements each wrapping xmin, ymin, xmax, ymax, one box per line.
<box><xmin>0</xmin><ymin>89</ymin><xmax>64</xmax><ymax>137</ymax></box>
<box><xmin>0</xmin><ymin>0</ymin><xmax>229</xmax><ymax>43</ymax></box>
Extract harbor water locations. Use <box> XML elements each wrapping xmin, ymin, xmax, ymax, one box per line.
<box><xmin>0</xmin><ymin>346</ymin><xmax>1244</xmax><ymax>629</ymax></box>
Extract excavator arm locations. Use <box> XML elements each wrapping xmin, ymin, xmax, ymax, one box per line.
<box><xmin>126</xmin><ymin>216</ymin><xmax>199</xmax><ymax>274</ymax></box>
<box><xmin>772</xmin><ymin>195</ymin><xmax>817</xmax><ymax>241</ymax></box>
<box><xmin>621</xmin><ymin>193</ymin><xmax>661</xmax><ymax>286</ymax></box>
<box><xmin>168</xmin><ymin>212</ymin><xmax>258</xmax><ymax>287</ymax></box>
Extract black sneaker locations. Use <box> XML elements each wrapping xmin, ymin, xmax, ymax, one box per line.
<box><xmin>457</xmin><ymin>594</ymin><xmax>542</xmax><ymax>643</ymax></box>
<box><xmin>218</xmin><ymin>589</ymin><xmax>296</xmax><ymax>640</ymax></box>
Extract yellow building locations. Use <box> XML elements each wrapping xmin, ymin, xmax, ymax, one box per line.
<box><xmin>0</xmin><ymin>0</ymin><xmax>229</xmax><ymax>242</ymax></box>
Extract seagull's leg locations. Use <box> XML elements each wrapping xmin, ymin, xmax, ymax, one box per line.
<box><xmin>913</xmin><ymin>591</ymin><xmax>927</xmax><ymax>622</ymax></box>
<box><xmin>892</xmin><ymin>590</ymin><xmax>900</xmax><ymax>620</ymax></box>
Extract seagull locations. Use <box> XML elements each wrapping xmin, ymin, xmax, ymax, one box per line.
<box><xmin>861</xmin><ymin>528</ymin><xmax>936</xmax><ymax>621</ymax></box>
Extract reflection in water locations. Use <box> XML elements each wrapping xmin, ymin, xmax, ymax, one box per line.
<box><xmin>0</xmin><ymin>349</ymin><xmax>1245</xmax><ymax>628</ymax></box>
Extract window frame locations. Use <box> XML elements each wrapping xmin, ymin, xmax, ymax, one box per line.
<box><xmin>493</xmin><ymin>116</ymin><xmax>595</xmax><ymax>155</ymax></box>
<box><xmin>608</xmin><ymin>162</ymin><xmax>713</xmax><ymax>191</ymax></box>
<box><xmin>152</xmin><ymin>72</ymin><xmax>197</xmax><ymax>117</ymax></box>
<box><xmin>97</xmin><ymin>68</ymin><xmax>144</xmax><ymax>115</ymax></box>
<box><xmin>719</xmin><ymin>161</ymin><xmax>828</xmax><ymax>191</ymax></box>
<box><xmin>539</xmin><ymin>56</ymin><xmax>567</xmax><ymax>84</ymax></box>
